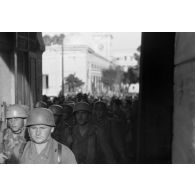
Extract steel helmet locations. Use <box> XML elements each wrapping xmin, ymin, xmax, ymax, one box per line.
<box><xmin>64</xmin><ymin>101</ymin><xmax>75</xmax><ymax>109</ymax></box>
<box><xmin>73</xmin><ymin>102</ymin><xmax>91</xmax><ymax>113</ymax></box>
<box><xmin>35</xmin><ymin>101</ymin><xmax>47</xmax><ymax>108</ymax></box>
<box><xmin>6</xmin><ymin>104</ymin><xmax>28</xmax><ymax>119</ymax></box>
<box><xmin>68</xmin><ymin>103</ymin><xmax>75</xmax><ymax>109</ymax></box>
<box><xmin>62</xmin><ymin>103</ymin><xmax>73</xmax><ymax>113</ymax></box>
<box><xmin>49</xmin><ymin>105</ymin><xmax>63</xmax><ymax>116</ymax></box>
<box><xmin>94</xmin><ymin>100</ymin><xmax>107</xmax><ymax>110</ymax></box>
<box><xmin>26</xmin><ymin>108</ymin><xmax>55</xmax><ymax>127</ymax></box>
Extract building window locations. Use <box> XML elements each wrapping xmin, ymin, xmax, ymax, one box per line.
<box><xmin>42</xmin><ymin>74</ymin><xmax>49</xmax><ymax>89</ymax></box>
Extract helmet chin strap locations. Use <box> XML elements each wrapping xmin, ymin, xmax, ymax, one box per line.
<box><xmin>12</xmin><ymin>128</ymin><xmax>23</xmax><ymax>134</ymax></box>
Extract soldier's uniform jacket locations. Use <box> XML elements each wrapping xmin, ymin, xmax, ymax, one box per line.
<box><xmin>71</xmin><ymin>123</ymin><xmax>115</xmax><ymax>164</ymax></box>
<box><xmin>20</xmin><ymin>138</ymin><xmax>77</xmax><ymax>164</ymax></box>
<box><xmin>93</xmin><ymin>116</ymin><xmax>126</xmax><ymax>163</ymax></box>
<box><xmin>52</xmin><ymin>119</ymin><xmax>73</xmax><ymax>147</ymax></box>
<box><xmin>0</xmin><ymin>128</ymin><xmax>27</xmax><ymax>163</ymax></box>
<box><xmin>92</xmin><ymin>117</ymin><xmax>112</xmax><ymax>142</ymax></box>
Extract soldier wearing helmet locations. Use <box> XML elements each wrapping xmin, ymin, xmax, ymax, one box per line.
<box><xmin>93</xmin><ymin>100</ymin><xmax>127</xmax><ymax>163</ymax></box>
<box><xmin>0</xmin><ymin>104</ymin><xmax>28</xmax><ymax>164</ymax></box>
<box><xmin>110</xmin><ymin>99</ymin><xmax>127</xmax><ymax>163</ymax></box>
<box><xmin>62</xmin><ymin>103</ymin><xmax>74</xmax><ymax>123</ymax></box>
<box><xmin>49</xmin><ymin>104</ymin><xmax>72</xmax><ymax>147</ymax></box>
<box><xmin>20</xmin><ymin>108</ymin><xmax>76</xmax><ymax>164</ymax></box>
<box><xmin>35</xmin><ymin>101</ymin><xmax>48</xmax><ymax>108</ymax></box>
<box><xmin>71</xmin><ymin>102</ymin><xmax>115</xmax><ymax>164</ymax></box>
<box><xmin>49</xmin><ymin>104</ymin><xmax>63</xmax><ymax>125</ymax></box>
<box><xmin>93</xmin><ymin>100</ymin><xmax>107</xmax><ymax>120</ymax></box>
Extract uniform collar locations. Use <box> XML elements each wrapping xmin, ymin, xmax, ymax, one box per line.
<box><xmin>29</xmin><ymin>138</ymin><xmax>53</xmax><ymax>160</ymax></box>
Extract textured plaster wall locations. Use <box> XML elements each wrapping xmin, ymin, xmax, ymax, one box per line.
<box><xmin>173</xmin><ymin>32</ymin><xmax>195</xmax><ymax>163</ymax></box>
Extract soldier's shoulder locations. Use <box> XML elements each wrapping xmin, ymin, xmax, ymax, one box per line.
<box><xmin>53</xmin><ymin>139</ymin><xmax>72</xmax><ymax>153</ymax></box>
<box><xmin>53</xmin><ymin>139</ymin><xmax>77</xmax><ymax>164</ymax></box>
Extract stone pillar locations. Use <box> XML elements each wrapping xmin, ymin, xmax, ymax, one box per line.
<box><xmin>137</xmin><ymin>33</ymin><xmax>175</xmax><ymax>163</ymax></box>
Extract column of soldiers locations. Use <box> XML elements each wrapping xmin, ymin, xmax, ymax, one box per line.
<box><xmin>0</xmin><ymin>93</ymin><xmax>138</xmax><ymax>164</ymax></box>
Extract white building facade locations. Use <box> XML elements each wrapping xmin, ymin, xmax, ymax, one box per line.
<box><xmin>43</xmin><ymin>44</ymin><xmax>111</xmax><ymax>96</ymax></box>
<box><xmin>42</xmin><ymin>32</ymin><xmax>140</xmax><ymax>97</ymax></box>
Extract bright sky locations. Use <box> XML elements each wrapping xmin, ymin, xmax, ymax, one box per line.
<box><xmin>110</xmin><ymin>32</ymin><xmax>141</xmax><ymax>52</ymax></box>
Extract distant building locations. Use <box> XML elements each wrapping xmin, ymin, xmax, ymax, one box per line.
<box><xmin>57</xmin><ymin>32</ymin><xmax>113</xmax><ymax>60</ymax></box>
<box><xmin>112</xmin><ymin>49</ymin><xmax>137</xmax><ymax>71</ymax></box>
<box><xmin>42</xmin><ymin>33</ymin><xmax>140</xmax><ymax>97</ymax></box>
<box><xmin>43</xmin><ymin>44</ymin><xmax>112</xmax><ymax>96</ymax></box>
<box><xmin>91</xmin><ymin>33</ymin><xmax>113</xmax><ymax>61</ymax></box>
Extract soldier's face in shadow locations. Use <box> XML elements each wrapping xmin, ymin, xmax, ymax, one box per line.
<box><xmin>95</xmin><ymin>104</ymin><xmax>106</xmax><ymax>119</ymax></box>
<box><xmin>75</xmin><ymin>111</ymin><xmax>89</xmax><ymax>126</ymax></box>
<box><xmin>62</xmin><ymin>107</ymin><xmax>73</xmax><ymax>120</ymax></box>
<box><xmin>62</xmin><ymin>111</ymin><xmax>70</xmax><ymax>120</ymax></box>
<box><xmin>7</xmin><ymin>117</ymin><xmax>24</xmax><ymax>133</ymax></box>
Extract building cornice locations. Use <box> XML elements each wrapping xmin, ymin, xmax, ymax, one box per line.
<box><xmin>46</xmin><ymin>44</ymin><xmax>112</xmax><ymax>63</ymax></box>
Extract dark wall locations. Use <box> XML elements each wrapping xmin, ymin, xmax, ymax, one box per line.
<box><xmin>15</xmin><ymin>33</ymin><xmax>44</xmax><ymax>107</ymax></box>
<box><xmin>0</xmin><ymin>33</ymin><xmax>14</xmax><ymax>51</ymax></box>
<box><xmin>0</xmin><ymin>33</ymin><xmax>44</xmax><ymax>107</ymax></box>
<box><xmin>136</xmin><ymin>32</ymin><xmax>175</xmax><ymax>163</ymax></box>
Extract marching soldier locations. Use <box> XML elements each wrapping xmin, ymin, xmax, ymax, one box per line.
<box><xmin>62</xmin><ymin>103</ymin><xmax>74</xmax><ymax>127</ymax></box>
<box><xmin>20</xmin><ymin>108</ymin><xmax>76</xmax><ymax>164</ymax></box>
<box><xmin>49</xmin><ymin>104</ymin><xmax>72</xmax><ymax>147</ymax></box>
<box><xmin>35</xmin><ymin>101</ymin><xmax>48</xmax><ymax>108</ymax></box>
<box><xmin>93</xmin><ymin>100</ymin><xmax>126</xmax><ymax>163</ymax></box>
<box><xmin>110</xmin><ymin>99</ymin><xmax>128</xmax><ymax>163</ymax></box>
<box><xmin>71</xmin><ymin>102</ymin><xmax>115</xmax><ymax>164</ymax></box>
<box><xmin>49</xmin><ymin>104</ymin><xmax>63</xmax><ymax>126</ymax></box>
<box><xmin>0</xmin><ymin>104</ymin><xmax>28</xmax><ymax>163</ymax></box>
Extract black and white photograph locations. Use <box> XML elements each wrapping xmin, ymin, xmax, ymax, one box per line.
<box><xmin>0</xmin><ymin>1</ymin><xmax>194</xmax><ymax>195</ymax></box>
<box><xmin>0</xmin><ymin>32</ymin><xmax>191</xmax><ymax>165</ymax></box>
<box><xmin>0</xmin><ymin>32</ymin><xmax>141</xmax><ymax>164</ymax></box>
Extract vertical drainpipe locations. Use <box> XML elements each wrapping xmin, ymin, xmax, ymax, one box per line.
<box><xmin>14</xmin><ymin>32</ymin><xmax>18</xmax><ymax>104</ymax></box>
<box><xmin>61</xmin><ymin>40</ymin><xmax>64</xmax><ymax>96</ymax></box>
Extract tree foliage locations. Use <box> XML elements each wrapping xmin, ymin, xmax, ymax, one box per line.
<box><xmin>101</xmin><ymin>66</ymin><xmax>124</xmax><ymax>90</ymax></box>
<box><xmin>134</xmin><ymin>45</ymin><xmax>141</xmax><ymax>66</ymax></box>
<box><xmin>123</xmin><ymin>66</ymin><xmax>139</xmax><ymax>84</ymax></box>
<box><xmin>65</xmin><ymin>74</ymin><xmax>84</xmax><ymax>92</ymax></box>
<box><xmin>123</xmin><ymin>46</ymin><xmax>140</xmax><ymax>85</ymax></box>
<box><xmin>43</xmin><ymin>34</ymin><xmax>65</xmax><ymax>46</ymax></box>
